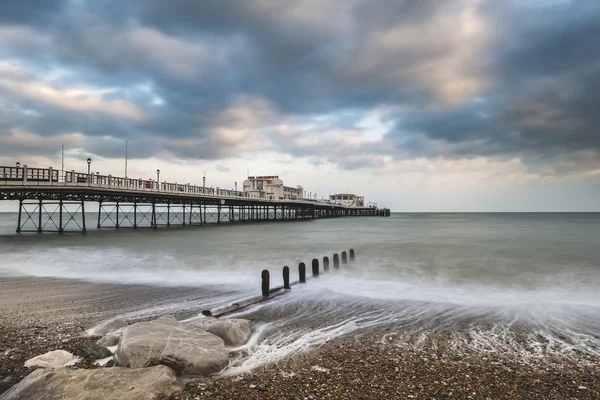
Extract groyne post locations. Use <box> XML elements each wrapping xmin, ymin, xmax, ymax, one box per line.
<box><xmin>261</xmin><ymin>269</ymin><xmax>270</xmax><ymax>297</ymax></box>
<box><xmin>283</xmin><ymin>266</ymin><xmax>291</xmax><ymax>289</ymax></box>
<box><xmin>349</xmin><ymin>249</ymin><xmax>355</xmax><ymax>261</ymax></box>
<box><xmin>312</xmin><ymin>258</ymin><xmax>319</xmax><ymax>277</ymax></box>
<box><xmin>342</xmin><ymin>251</ymin><xmax>347</xmax><ymax>264</ymax></box>
<box><xmin>299</xmin><ymin>262</ymin><xmax>306</xmax><ymax>283</ymax></box>
<box><xmin>333</xmin><ymin>253</ymin><xmax>340</xmax><ymax>269</ymax></box>
<box><xmin>323</xmin><ymin>256</ymin><xmax>329</xmax><ymax>272</ymax></box>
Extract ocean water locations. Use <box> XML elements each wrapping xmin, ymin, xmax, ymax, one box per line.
<box><xmin>1</xmin><ymin>212</ymin><xmax>599</xmax><ymax>373</ymax></box>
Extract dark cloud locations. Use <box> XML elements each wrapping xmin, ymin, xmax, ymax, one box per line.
<box><xmin>0</xmin><ymin>0</ymin><xmax>599</xmax><ymax>175</ymax></box>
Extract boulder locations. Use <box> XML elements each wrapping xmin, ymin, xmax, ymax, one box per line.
<box><xmin>114</xmin><ymin>317</ymin><xmax>229</xmax><ymax>376</ymax></box>
<box><xmin>0</xmin><ymin>365</ymin><xmax>183</xmax><ymax>400</ymax></box>
<box><xmin>24</xmin><ymin>350</ymin><xmax>74</xmax><ymax>369</ymax></box>
<box><xmin>86</xmin><ymin>317</ymin><xmax>128</xmax><ymax>337</ymax></box>
<box><xmin>97</xmin><ymin>328</ymin><xmax>123</xmax><ymax>347</ymax></box>
<box><xmin>76</xmin><ymin>341</ymin><xmax>112</xmax><ymax>360</ymax></box>
<box><xmin>188</xmin><ymin>318</ymin><xmax>253</xmax><ymax>346</ymax></box>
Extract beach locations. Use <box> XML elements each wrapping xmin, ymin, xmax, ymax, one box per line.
<box><xmin>1</xmin><ymin>275</ymin><xmax>599</xmax><ymax>399</ymax></box>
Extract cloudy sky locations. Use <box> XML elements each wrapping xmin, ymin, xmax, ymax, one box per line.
<box><xmin>1</xmin><ymin>0</ymin><xmax>599</xmax><ymax>211</ymax></box>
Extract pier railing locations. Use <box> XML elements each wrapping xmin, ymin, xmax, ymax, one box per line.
<box><xmin>0</xmin><ymin>165</ymin><xmax>366</xmax><ymax>207</ymax></box>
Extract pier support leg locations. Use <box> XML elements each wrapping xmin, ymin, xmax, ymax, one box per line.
<box><xmin>182</xmin><ymin>204</ymin><xmax>186</xmax><ymax>227</ymax></box>
<box><xmin>167</xmin><ymin>203</ymin><xmax>170</xmax><ymax>227</ymax></box>
<box><xmin>133</xmin><ymin>202</ymin><xmax>137</xmax><ymax>229</ymax></box>
<box><xmin>16</xmin><ymin>199</ymin><xmax>22</xmax><ymax>233</ymax></box>
<box><xmin>59</xmin><ymin>200</ymin><xmax>64</xmax><ymax>234</ymax></box>
<box><xmin>37</xmin><ymin>199</ymin><xmax>42</xmax><ymax>233</ymax></box>
<box><xmin>97</xmin><ymin>202</ymin><xmax>102</xmax><ymax>229</ymax></box>
<box><xmin>152</xmin><ymin>202</ymin><xmax>157</xmax><ymax>229</ymax></box>
<box><xmin>81</xmin><ymin>201</ymin><xmax>86</xmax><ymax>233</ymax></box>
<box><xmin>116</xmin><ymin>201</ymin><xmax>120</xmax><ymax>228</ymax></box>
<box><xmin>217</xmin><ymin>205</ymin><xmax>221</xmax><ymax>224</ymax></box>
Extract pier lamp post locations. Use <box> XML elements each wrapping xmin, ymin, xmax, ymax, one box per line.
<box><xmin>157</xmin><ymin>169</ymin><xmax>160</xmax><ymax>190</ymax></box>
<box><xmin>16</xmin><ymin>162</ymin><xmax>20</xmax><ymax>168</ymax></box>
<box><xmin>87</xmin><ymin>158</ymin><xmax>91</xmax><ymax>185</ymax></box>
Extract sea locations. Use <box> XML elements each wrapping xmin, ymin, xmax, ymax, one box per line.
<box><xmin>1</xmin><ymin>212</ymin><xmax>599</xmax><ymax>374</ymax></box>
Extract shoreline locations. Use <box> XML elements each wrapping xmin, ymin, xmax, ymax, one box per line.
<box><xmin>1</xmin><ymin>276</ymin><xmax>599</xmax><ymax>399</ymax></box>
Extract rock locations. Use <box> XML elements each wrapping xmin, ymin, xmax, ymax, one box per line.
<box><xmin>24</xmin><ymin>350</ymin><xmax>74</xmax><ymax>369</ymax></box>
<box><xmin>97</xmin><ymin>328</ymin><xmax>124</xmax><ymax>347</ymax></box>
<box><xmin>201</xmin><ymin>310</ymin><xmax>213</xmax><ymax>317</ymax></box>
<box><xmin>86</xmin><ymin>317</ymin><xmax>128</xmax><ymax>337</ymax></box>
<box><xmin>114</xmin><ymin>316</ymin><xmax>229</xmax><ymax>376</ymax></box>
<box><xmin>76</xmin><ymin>341</ymin><xmax>112</xmax><ymax>360</ymax></box>
<box><xmin>0</xmin><ymin>365</ymin><xmax>183</xmax><ymax>400</ymax></box>
<box><xmin>187</xmin><ymin>318</ymin><xmax>253</xmax><ymax>346</ymax></box>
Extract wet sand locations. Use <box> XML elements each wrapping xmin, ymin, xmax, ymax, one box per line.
<box><xmin>1</xmin><ymin>276</ymin><xmax>599</xmax><ymax>399</ymax></box>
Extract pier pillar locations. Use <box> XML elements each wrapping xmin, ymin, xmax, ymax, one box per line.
<box><xmin>182</xmin><ymin>203</ymin><xmax>186</xmax><ymax>227</ymax></box>
<box><xmin>167</xmin><ymin>203</ymin><xmax>170</xmax><ymax>227</ymax></box>
<box><xmin>133</xmin><ymin>202</ymin><xmax>137</xmax><ymax>229</ymax></box>
<box><xmin>97</xmin><ymin>201</ymin><xmax>102</xmax><ymax>229</ymax></box>
<box><xmin>152</xmin><ymin>202</ymin><xmax>157</xmax><ymax>229</ymax></box>
<box><xmin>312</xmin><ymin>259</ymin><xmax>319</xmax><ymax>277</ymax></box>
<box><xmin>37</xmin><ymin>199</ymin><xmax>42</xmax><ymax>234</ymax></box>
<box><xmin>58</xmin><ymin>200</ymin><xmax>64</xmax><ymax>234</ymax></box>
<box><xmin>217</xmin><ymin>205</ymin><xmax>221</xmax><ymax>224</ymax></box>
<box><xmin>81</xmin><ymin>201</ymin><xmax>86</xmax><ymax>233</ymax></box>
<box><xmin>342</xmin><ymin>251</ymin><xmax>347</xmax><ymax>264</ymax></box>
<box><xmin>16</xmin><ymin>199</ymin><xmax>22</xmax><ymax>233</ymax></box>
<box><xmin>299</xmin><ymin>262</ymin><xmax>306</xmax><ymax>283</ymax></box>
<box><xmin>116</xmin><ymin>201</ymin><xmax>120</xmax><ymax>228</ymax></box>
<box><xmin>333</xmin><ymin>253</ymin><xmax>340</xmax><ymax>269</ymax></box>
<box><xmin>323</xmin><ymin>256</ymin><xmax>329</xmax><ymax>272</ymax></box>
<box><xmin>261</xmin><ymin>269</ymin><xmax>270</xmax><ymax>297</ymax></box>
<box><xmin>283</xmin><ymin>266</ymin><xmax>290</xmax><ymax>289</ymax></box>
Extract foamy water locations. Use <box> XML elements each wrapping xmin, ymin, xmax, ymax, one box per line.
<box><xmin>1</xmin><ymin>212</ymin><xmax>600</xmax><ymax>373</ymax></box>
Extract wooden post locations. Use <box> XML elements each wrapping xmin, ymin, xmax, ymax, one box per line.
<box><xmin>333</xmin><ymin>253</ymin><xmax>340</xmax><ymax>269</ymax></box>
<box><xmin>342</xmin><ymin>251</ymin><xmax>348</xmax><ymax>264</ymax></box>
<box><xmin>312</xmin><ymin>258</ymin><xmax>319</xmax><ymax>277</ymax></box>
<box><xmin>261</xmin><ymin>269</ymin><xmax>270</xmax><ymax>297</ymax></box>
<box><xmin>350</xmin><ymin>248</ymin><xmax>355</xmax><ymax>261</ymax></box>
<box><xmin>323</xmin><ymin>256</ymin><xmax>329</xmax><ymax>272</ymax></box>
<box><xmin>299</xmin><ymin>262</ymin><xmax>306</xmax><ymax>283</ymax></box>
<box><xmin>283</xmin><ymin>266</ymin><xmax>290</xmax><ymax>289</ymax></box>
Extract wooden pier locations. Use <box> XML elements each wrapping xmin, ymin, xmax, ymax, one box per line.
<box><xmin>0</xmin><ymin>165</ymin><xmax>389</xmax><ymax>234</ymax></box>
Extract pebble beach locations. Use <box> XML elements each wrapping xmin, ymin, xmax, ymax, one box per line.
<box><xmin>1</xmin><ymin>276</ymin><xmax>599</xmax><ymax>399</ymax></box>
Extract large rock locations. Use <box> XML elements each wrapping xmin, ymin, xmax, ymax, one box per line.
<box><xmin>76</xmin><ymin>341</ymin><xmax>112</xmax><ymax>360</ymax></box>
<box><xmin>97</xmin><ymin>328</ymin><xmax>124</xmax><ymax>347</ymax></box>
<box><xmin>187</xmin><ymin>318</ymin><xmax>253</xmax><ymax>346</ymax></box>
<box><xmin>0</xmin><ymin>365</ymin><xmax>183</xmax><ymax>400</ymax></box>
<box><xmin>114</xmin><ymin>317</ymin><xmax>229</xmax><ymax>376</ymax></box>
<box><xmin>86</xmin><ymin>317</ymin><xmax>128</xmax><ymax>337</ymax></box>
<box><xmin>24</xmin><ymin>350</ymin><xmax>74</xmax><ymax>369</ymax></box>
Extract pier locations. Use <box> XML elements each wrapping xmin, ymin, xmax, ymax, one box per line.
<box><xmin>0</xmin><ymin>164</ymin><xmax>390</xmax><ymax>234</ymax></box>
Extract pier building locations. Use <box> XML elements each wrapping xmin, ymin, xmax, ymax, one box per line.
<box><xmin>242</xmin><ymin>176</ymin><xmax>303</xmax><ymax>201</ymax></box>
<box><xmin>328</xmin><ymin>194</ymin><xmax>365</xmax><ymax>208</ymax></box>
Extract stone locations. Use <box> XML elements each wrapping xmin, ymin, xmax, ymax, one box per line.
<box><xmin>24</xmin><ymin>350</ymin><xmax>74</xmax><ymax>369</ymax></box>
<box><xmin>76</xmin><ymin>341</ymin><xmax>112</xmax><ymax>360</ymax></box>
<box><xmin>0</xmin><ymin>365</ymin><xmax>183</xmax><ymax>400</ymax></box>
<box><xmin>114</xmin><ymin>316</ymin><xmax>229</xmax><ymax>376</ymax></box>
<box><xmin>187</xmin><ymin>318</ymin><xmax>253</xmax><ymax>346</ymax></box>
<box><xmin>86</xmin><ymin>317</ymin><xmax>128</xmax><ymax>337</ymax></box>
<box><xmin>97</xmin><ymin>328</ymin><xmax>123</xmax><ymax>347</ymax></box>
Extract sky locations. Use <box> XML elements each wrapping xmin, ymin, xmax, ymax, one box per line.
<box><xmin>1</xmin><ymin>0</ymin><xmax>599</xmax><ymax>211</ymax></box>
